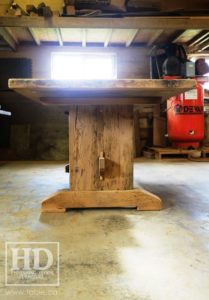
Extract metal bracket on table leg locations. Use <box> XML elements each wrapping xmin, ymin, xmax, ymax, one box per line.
<box><xmin>99</xmin><ymin>151</ymin><xmax>105</xmax><ymax>180</ymax></box>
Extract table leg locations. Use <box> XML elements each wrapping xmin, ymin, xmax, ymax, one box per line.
<box><xmin>42</xmin><ymin>105</ymin><xmax>162</xmax><ymax>212</ymax></box>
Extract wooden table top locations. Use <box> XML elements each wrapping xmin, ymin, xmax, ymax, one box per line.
<box><xmin>9</xmin><ymin>78</ymin><xmax>196</xmax><ymax>105</ymax></box>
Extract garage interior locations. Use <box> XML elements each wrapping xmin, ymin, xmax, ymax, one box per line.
<box><xmin>1</xmin><ymin>0</ymin><xmax>209</xmax><ymax>299</ymax></box>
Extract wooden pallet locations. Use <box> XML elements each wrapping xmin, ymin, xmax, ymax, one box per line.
<box><xmin>148</xmin><ymin>147</ymin><xmax>198</xmax><ymax>160</ymax></box>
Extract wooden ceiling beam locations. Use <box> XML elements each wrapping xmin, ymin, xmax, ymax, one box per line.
<box><xmin>0</xmin><ymin>27</ymin><xmax>17</xmax><ymax>51</ymax></box>
<box><xmin>172</xmin><ymin>30</ymin><xmax>187</xmax><ymax>43</ymax></box>
<box><xmin>147</xmin><ymin>29</ymin><xmax>163</xmax><ymax>47</ymax></box>
<box><xmin>1</xmin><ymin>16</ymin><xmax>209</xmax><ymax>30</ymax></box>
<box><xmin>197</xmin><ymin>39</ymin><xmax>209</xmax><ymax>52</ymax></box>
<box><xmin>194</xmin><ymin>35</ymin><xmax>209</xmax><ymax>48</ymax></box>
<box><xmin>188</xmin><ymin>30</ymin><xmax>209</xmax><ymax>47</ymax></box>
<box><xmin>82</xmin><ymin>29</ymin><xmax>86</xmax><ymax>47</ymax></box>
<box><xmin>188</xmin><ymin>31</ymin><xmax>209</xmax><ymax>52</ymax></box>
<box><xmin>56</xmin><ymin>28</ymin><xmax>63</xmax><ymax>46</ymax></box>
<box><xmin>104</xmin><ymin>29</ymin><xmax>112</xmax><ymax>48</ymax></box>
<box><xmin>28</xmin><ymin>28</ymin><xmax>40</xmax><ymax>46</ymax></box>
<box><xmin>126</xmin><ymin>29</ymin><xmax>138</xmax><ymax>47</ymax></box>
<box><xmin>165</xmin><ymin>30</ymin><xmax>185</xmax><ymax>43</ymax></box>
<box><xmin>5</xmin><ymin>27</ymin><xmax>19</xmax><ymax>44</ymax></box>
<box><xmin>189</xmin><ymin>52</ymin><xmax>209</xmax><ymax>57</ymax></box>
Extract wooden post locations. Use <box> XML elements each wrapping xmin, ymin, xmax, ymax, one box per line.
<box><xmin>42</xmin><ymin>105</ymin><xmax>162</xmax><ymax>212</ymax></box>
<box><xmin>153</xmin><ymin>103</ymin><xmax>167</xmax><ymax>147</ymax></box>
<box><xmin>69</xmin><ymin>105</ymin><xmax>133</xmax><ymax>191</ymax></box>
<box><xmin>134</xmin><ymin>108</ymin><xmax>141</xmax><ymax>157</ymax></box>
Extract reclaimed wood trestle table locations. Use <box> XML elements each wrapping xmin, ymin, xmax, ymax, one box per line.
<box><xmin>8</xmin><ymin>78</ymin><xmax>196</xmax><ymax>212</ymax></box>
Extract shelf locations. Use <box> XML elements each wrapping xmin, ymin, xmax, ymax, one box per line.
<box><xmin>0</xmin><ymin>15</ymin><xmax>209</xmax><ymax>29</ymax></box>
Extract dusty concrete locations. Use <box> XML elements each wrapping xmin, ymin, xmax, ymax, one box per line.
<box><xmin>0</xmin><ymin>159</ymin><xmax>209</xmax><ymax>300</ymax></box>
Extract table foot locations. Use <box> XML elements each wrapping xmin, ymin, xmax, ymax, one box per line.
<box><xmin>41</xmin><ymin>189</ymin><xmax>162</xmax><ymax>213</ymax></box>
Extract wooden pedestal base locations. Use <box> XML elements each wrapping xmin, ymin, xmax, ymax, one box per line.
<box><xmin>41</xmin><ymin>189</ymin><xmax>162</xmax><ymax>213</ymax></box>
<box><xmin>40</xmin><ymin>106</ymin><xmax>162</xmax><ymax>213</ymax></box>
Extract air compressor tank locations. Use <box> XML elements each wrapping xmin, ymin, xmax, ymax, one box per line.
<box><xmin>167</xmin><ymin>81</ymin><xmax>204</xmax><ymax>149</ymax></box>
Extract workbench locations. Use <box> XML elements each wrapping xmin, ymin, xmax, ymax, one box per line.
<box><xmin>9</xmin><ymin>78</ymin><xmax>196</xmax><ymax>212</ymax></box>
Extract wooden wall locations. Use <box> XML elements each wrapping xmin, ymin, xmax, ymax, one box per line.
<box><xmin>0</xmin><ymin>45</ymin><xmax>150</xmax><ymax>78</ymax></box>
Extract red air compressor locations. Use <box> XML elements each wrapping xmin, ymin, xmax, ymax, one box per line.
<box><xmin>150</xmin><ymin>44</ymin><xmax>208</xmax><ymax>149</ymax></box>
<box><xmin>167</xmin><ymin>79</ymin><xmax>204</xmax><ymax>149</ymax></box>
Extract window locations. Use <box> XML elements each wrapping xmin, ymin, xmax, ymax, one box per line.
<box><xmin>51</xmin><ymin>52</ymin><xmax>117</xmax><ymax>80</ymax></box>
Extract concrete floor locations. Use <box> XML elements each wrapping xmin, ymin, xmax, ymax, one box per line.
<box><xmin>0</xmin><ymin>159</ymin><xmax>209</xmax><ymax>300</ymax></box>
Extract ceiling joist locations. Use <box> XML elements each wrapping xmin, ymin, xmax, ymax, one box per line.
<box><xmin>28</xmin><ymin>28</ymin><xmax>40</xmax><ymax>46</ymax></box>
<box><xmin>198</xmin><ymin>40</ymin><xmax>209</xmax><ymax>52</ymax></box>
<box><xmin>5</xmin><ymin>27</ymin><xmax>18</xmax><ymax>44</ymax></box>
<box><xmin>195</xmin><ymin>35</ymin><xmax>209</xmax><ymax>48</ymax></box>
<box><xmin>0</xmin><ymin>27</ymin><xmax>17</xmax><ymax>51</ymax></box>
<box><xmin>82</xmin><ymin>29</ymin><xmax>86</xmax><ymax>47</ymax></box>
<box><xmin>0</xmin><ymin>16</ymin><xmax>208</xmax><ymax>52</ymax></box>
<box><xmin>104</xmin><ymin>29</ymin><xmax>112</xmax><ymax>48</ymax></box>
<box><xmin>56</xmin><ymin>28</ymin><xmax>63</xmax><ymax>46</ymax></box>
<box><xmin>188</xmin><ymin>30</ymin><xmax>209</xmax><ymax>52</ymax></box>
<box><xmin>188</xmin><ymin>30</ymin><xmax>209</xmax><ymax>47</ymax></box>
<box><xmin>168</xmin><ymin>30</ymin><xmax>185</xmax><ymax>43</ymax></box>
<box><xmin>126</xmin><ymin>29</ymin><xmax>138</xmax><ymax>47</ymax></box>
<box><xmin>147</xmin><ymin>29</ymin><xmax>163</xmax><ymax>46</ymax></box>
